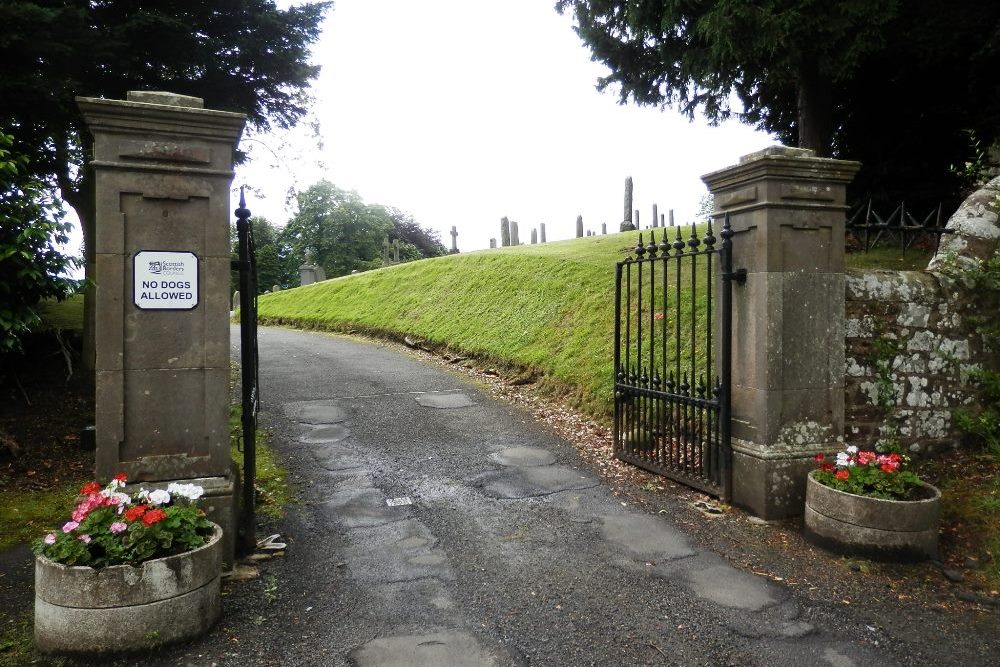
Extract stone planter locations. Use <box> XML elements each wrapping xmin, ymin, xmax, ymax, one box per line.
<box><xmin>804</xmin><ymin>472</ymin><xmax>941</xmax><ymax>561</ymax></box>
<box><xmin>35</xmin><ymin>523</ymin><xmax>222</xmax><ymax>654</ymax></box>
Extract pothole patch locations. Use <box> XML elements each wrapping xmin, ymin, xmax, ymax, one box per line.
<box><xmin>473</xmin><ymin>466</ymin><xmax>599</xmax><ymax>499</ymax></box>
<box><xmin>414</xmin><ymin>392</ymin><xmax>476</xmax><ymax>409</ymax></box>
<box><xmin>598</xmin><ymin>514</ymin><xmax>695</xmax><ymax>560</ymax></box>
<box><xmin>300</xmin><ymin>423</ymin><xmax>351</xmax><ymax>444</ymax></box>
<box><xmin>489</xmin><ymin>446</ymin><xmax>556</xmax><ymax>467</ymax></box>
<box><xmin>283</xmin><ymin>400</ymin><xmax>348</xmax><ymax>424</ymax></box>
<box><xmin>350</xmin><ymin>631</ymin><xmax>499</xmax><ymax>667</ymax></box>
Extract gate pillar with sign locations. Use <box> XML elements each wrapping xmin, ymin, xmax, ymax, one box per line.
<box><xmin>702</xmin><ymin>146</ymin><xmax>860</xmax><ymax>519</ymax></box>
<box><xmin>78</xmin><ymin>91</ymin><xmax>246</xmax><ymax>564</ymax></box>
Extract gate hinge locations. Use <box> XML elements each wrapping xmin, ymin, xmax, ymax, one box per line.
<box><xmin>723</xmin><ymin>268</ymin><xmax>747</xmax><ymax>285</ymax></box>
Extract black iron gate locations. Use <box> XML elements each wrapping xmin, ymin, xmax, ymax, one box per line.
<box><xmin>232</xmin><ymin>188</ymin><xmax>259</xmax><ymax>554</ymax></box>
<box><xmin>613</xmin><ymin>216</ymin><xmax>741</xmax><ymax>501</ymax></box>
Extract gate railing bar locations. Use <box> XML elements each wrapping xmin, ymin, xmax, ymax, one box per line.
<box><xmin>234</xmin><ymin>187</ymin><xmax>259</xmax><ymax>555</ymax></box>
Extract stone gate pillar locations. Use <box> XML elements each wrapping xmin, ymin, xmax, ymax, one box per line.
<box><xmin>702</xmin><ymin>146</ymin><xmax>860</xmax><ymax>519</ymax></box>
<box><xmin>78</xmin><ymin>91</ymin><xmax>246</xmax><ymax>562</ymax></box>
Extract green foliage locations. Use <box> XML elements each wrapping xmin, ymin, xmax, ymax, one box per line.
<box><xmin>0</xmin><ymin>132</ymin><xmax>78</xmax><ymax>354</ymax></box>
<box><xmin>956</xmin><ymin>369</ymin><xmax>1000</xmax><ymax>459</ymax></box>
<box><xmin>33</xmin><ymin>480</ymin><xmax>214</xmax><ymax>568</ymax></box>
<box><xmin>231</xmin><ymin>217</ymin><xmax>298</xmax><ymax>295</ymax></box>
<box><xmin>556</xmin><ymin>0</ymin><xmax>1000</xmax><ymax>210</ymax></box>
<box><xmin>230</xmin><ymin>403</ymin><xmax>291</xmax><ymax>520</ymax></box>
<box><xmin>281</xmin><ymin>181</ymin><xmax>447</xmax><ymax>279</ymax></box>
<box><xmin>813</xmin><ymin>447</ymin><xmax>923</xmax><ymax>501</ymax></box>
<box><xmin>0</xmin><ymin>0</ymin><xmax>330</xmax><ymax>258</ymax></box>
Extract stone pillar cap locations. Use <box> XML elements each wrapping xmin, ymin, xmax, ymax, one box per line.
<box><xmin>740</xmin><ymin>145</ymin><xmax>815</xmax><ymax>163</ymax></box>
<box><xmin>127</xmin><ymin>91</ymin><xmax>205</xmax><ymax>108</ymax></box>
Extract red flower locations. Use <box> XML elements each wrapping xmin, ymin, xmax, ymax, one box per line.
<box><xmin>80</xmin><ymin>482</ymin><xmax>101</xmax><ymax>495</ymax></box>
<box><xmin>653</xmin><ymin>312</ymin><xmax>664</xmax><ymax>320</ymax></box>
<box><xmin>113</xmin><ymin>472</ymin><xmax>128</xmax><ymax>484</ymax></box>
<box><xmin>141</xmin><ymin>509</ymin><xmax>167</xmax><ymax>526</ymax></box>
<box><xmin>821</xmin><ymin>463</ymin><xmax>835</xmax><ymax>472</ymax></box>
<box><xmin>124</xmin><ymin>504</ymin><xmax>147</xmax><ymax>522</ymax></box>
<box><xmin>813</xmin><ymin>454</ymin><xmax>825</xmax><ymax>463</ymax></box>
<box><xmin>880</xmin><ymin>464</ymin><xmax>896</xmax><ymax>473</ymax></box>
<box><xmin>835</xmin><ymin>469</ymin><xmax>850</xmax><ymax>481</ymax></box>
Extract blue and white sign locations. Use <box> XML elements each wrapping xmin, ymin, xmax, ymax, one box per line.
<box><xmin>133</xmin><ymin>251</ymin><xmax>199</xmax><ymax>310</ymax></box>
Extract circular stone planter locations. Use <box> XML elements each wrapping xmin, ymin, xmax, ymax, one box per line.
<box><xmin>34</xmin><ymin>523</ymin><xmax>222</xmax><ymax>655</ymax></box>
<box><xmin>803</xmin><ymin>471</ymin><xmax>941</xmax><ymax>562</ymax></box>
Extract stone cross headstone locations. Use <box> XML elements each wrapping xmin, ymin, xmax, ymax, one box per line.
<box><xmin>539</xmin><ymin>222</ymin><xmax>546</xmax><ymax>243</ymax></box>
<box><xmin>392</xmin><ymin>239</ymin><xmax>400</xmax><ymax>263</ymax></box>
<box><xmin>575</xmin><ymin>215</ymin><xmax>584</xmax><ymax>238</ymax></box>
<box><xmin>510</xmin><ymin>220</ymin><xmax>520</xmax><ymax>246</ymax></box>
<box><xmin>500</xmin><ymin>217</ymin><xmax>511</xmax><ymax>247</ymax></box>
<box><xmin>530</xmin><ymin>228</ymin><xmax>537</xmax><ymax>244</ymax></box>
<box><xmin>450</xmin><ymin>226</ymin><xmax>459</xmax><ymax>254</ymax></box>
<box><xmin>624</xmin><ymin>176</ymin><xmax>634</xmax><ymax>228</ymax></box>
<box><xmin>382</xmin><ymin>237</ymin><xmax>392</xmax><ymax>266</ymax></box>
<box><xmin>78</xmin><ymin>90</ymin><xmax>245</xmax><ymax>565</ymax></box>
<box><xmin>489</xmin><ymin>238</ymin><xmax>497</xmax><ymax>248</ymax></box>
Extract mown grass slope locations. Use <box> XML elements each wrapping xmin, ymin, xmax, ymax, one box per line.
<box><xmin>258</xmin><ymin>231</ymin><xmax>655</xmax><ymax>417</ymax></box>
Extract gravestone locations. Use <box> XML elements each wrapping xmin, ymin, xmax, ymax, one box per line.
<box><xmin>575</xmin><ymin>215</ymin><xmax>584</xmax><ymax>238</ymax></box>
<box><xmin>382</xmin><ymin>237</ymin><xmax>392</xmax><ymax>266</ymax></box>
<box><xmin>450</xmin><ymin>226</ymin><xmax>459</xmax><ymax>254</ymax></box>
<box><xmin>539</xmin><ymin>223</ymin><xmax>546</xmax><ymax>243</ymax></box>
<box><xmin>601</xmin><ymin>223</ymin><xmax>607</xmax><ymax>235</ymax></box>
<box><xmin>661</xmin><ymin>213</ymin><xmax>666</xmax><ymax>227</ymax></box>
<box><xmin>624</xmin><ymin>176</ymin><xmax>633</xmax><ymax>226</ymax></box>
<box><xmin>668</xmin><ymin>209</ymin><xmax>675</xmax><ymax>227</ymax></box>
<box><xmin>272</xmin><ymin>285</ymin><xmax>279</xmax><ymax>293</ymax></box>
<box><xmin>500</xmin><ymin>217</ymin><xmax>511</xmax><ymax>247</ymax></box>
<box><xmin>300</xmin><ymin>249</ymin><xmax>326</xmax><ymax>285</ymax></box>
<box><xmin>510</xmin><ymin>220</ymin><xmax>520</xmax><ymax>246</ymax></box>
<box><xmin>652</xmin><ymin>203</ymin><xmax>659</xmax><ymax>228</ymax></box>
<box><xmin>489</xmin><ymin>238</ymin><xmax>497</xmax><ymax>249</ymax></box>
<box><xmin>78</xmin><ymin>90</ymin><xmax>245</xmax><ymax>564</ymax></box>
<box><xmin>530</xmin><ymin>228</ymin><xmax>537</xmax><ymax>244</ymax></box>
<box><xmin>392</xmin><ymin>239</ymin><xmax>400</xmax><ymax>263</ymax></box>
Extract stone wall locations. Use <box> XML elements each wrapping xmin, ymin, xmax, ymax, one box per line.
<box><xmin>844</xmin><ymin>270</ymin><xmax>995</xmax><ymax>454</ymax></box>
<box><xmin>844</xmin><ymin>177</ymin><xmax>1000</xmax><ymax>455</ymax></box>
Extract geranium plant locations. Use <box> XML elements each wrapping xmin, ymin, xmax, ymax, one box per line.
<box><xmin>34</xmin><ymin>474</ymin><xmax>213</xmax><ymax>567</ymax></box>
<box><xmin>813</xmin><ymin>445</ymin><xmax>923</xmax><ymax>501</ymax></box>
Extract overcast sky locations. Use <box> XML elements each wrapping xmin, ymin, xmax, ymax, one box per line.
<box><xmin>235</xmin><ymin>0</ymin><xmax>774</xmax><ymax>251</ymax></box>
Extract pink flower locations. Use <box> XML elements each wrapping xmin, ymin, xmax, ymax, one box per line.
<box><xmin>110</xmin><ymin>522</ymin><xmax>127</xmax><ymax>534</ymax></box>
<box><xmin>62</xmin><ymin>521</ymin><xmax>79</xmax><ymax>533</ymax></box>
<box><xmin>78</xmin><ymin>534</ymin><xmax>91</xmax><ymax>544</ymax></box>
<box><xmin>43</xmin><ymin>534</ymin><xmax>56</xmax><ymax>545</ymax></box>
<box><xmin>857</xmin><ymin>451</ymin><xmax>876</xmax><ymax>465</ymax></box>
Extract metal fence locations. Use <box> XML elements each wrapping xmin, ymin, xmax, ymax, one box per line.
<box><xmin>846</xmin><ymin>201</ymin><xmax>953</xmax><ymax>253</ymax></box>
<box><xmin>613</xmin><ymin>216</ymin><xmax>740</xmax><ymax>500</ymax></box>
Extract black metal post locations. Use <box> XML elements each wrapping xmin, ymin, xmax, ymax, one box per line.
<box><xmin>719</xmin><ymin>214</ymin><xmax>736</xmax><ymax>503</ymax></box>
<box><xmin>235</xmin><ymin>188</ymin><xmax>257</xmax><ymax>555</ymax></box>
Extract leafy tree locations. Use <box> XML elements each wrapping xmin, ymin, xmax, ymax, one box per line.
<box><xmin>556</xmin><ymin>0</ymin><xmax>1000</xmax><ymax>208</ymax></box>
<box><xmin>387</xmin><ymin>209</ymin><xmax>448</xmax><ymax>259</ymax></box>
<box><xmin>0</xmin><ymin>133</ymin><xmax>78</xmax><ymax>355</ymax></box>
<box><xmin>282</xmin><ymin>181</ymin><xmax>394</xmax><ymax>278</ymax></box>
<box><xmin>229</xmin><ymin>217</ymin><xmax>297</xmax><ymax>296</ymax></box>
<box><xmin>0</xmin><ymin>0</ymin><xmax>330</xmax><ymax>359</ymax></box>
<box><xmin>281</xmin><ymin>182</ymin><xmax>447</xmax><ymax>279</ymax></box>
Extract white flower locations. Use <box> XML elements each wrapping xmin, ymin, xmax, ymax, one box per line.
<box><xmin>147</xmin><ymin>489</ymin><xmax>171</xmax><ymax>506</ymax></box>
<box><xmin>836</xmin><ymin>452</ymin><xmax>854</xmax><ymax>467</ymax></box>
<box><xmin>846</xmin><ymin>445</ymin><xmax>858</xmax><ymax>454</ymax></box>
<box><xmin>110</xmin><ymin>478</ymin><xmax>126</xmax><ymax>490</ymax></box>
<box><xmin>137</xmin><ymin>488</ymin><xmax>150</xmax><ymax>501</ymax></box>
<box><xmin>166</xmin><ymin>483</ymin><xmax>204</xmax><ymax>501</ymax></box>
<box><xmin>109</xmin><ymin>491</ymin><xmax>130</xmax><ymax>505</ymax></box>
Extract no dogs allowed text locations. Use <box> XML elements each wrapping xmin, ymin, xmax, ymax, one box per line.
<box><xmin>133</xmin><ymin>250</ymin><xmax>199</xmax><ymax>310</ymax></box>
